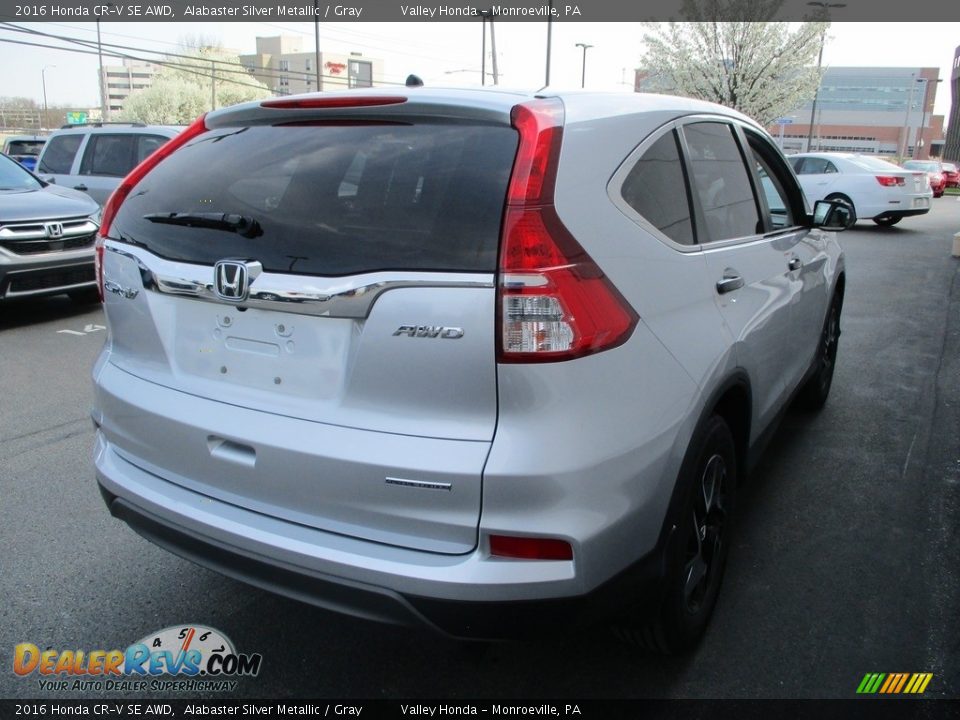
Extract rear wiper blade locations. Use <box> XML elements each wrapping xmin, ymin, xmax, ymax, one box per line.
<box><xmin>143</xmin><ymin>212</ymin><xmax>262</xmax><ymax>238</ymax></box>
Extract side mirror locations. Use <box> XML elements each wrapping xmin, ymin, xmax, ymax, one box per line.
<box><xmin>811</xmin><ymin>199</ymin><xmax>852</xmax><ymax>231</ymax></box>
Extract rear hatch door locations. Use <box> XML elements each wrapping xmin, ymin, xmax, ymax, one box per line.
<box><xmin>100</xmin><ymin>98</ymin><xmax>520</xmax><ymax>553</ymax></box>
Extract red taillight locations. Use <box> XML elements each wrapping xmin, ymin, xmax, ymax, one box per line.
<box><xmin>98</xmin><ymin>113</ymin><xmax>209</xmax><ymax>239</ymax></box>
<box><xmin>261</xmin><ymin>96</ymin><xmax>407</xmax><ymax>109</ymax></box>
<box><xmin>498</xmin><ymin>99</ymin><xmax>637</xmax><ymax>362</ymax></box>
<box><xmin>875</xmin><ymin>175</ymin><xmax>906</xmax><ymax>187</ymax></box>
<box><xmin>489</xmin><ymin>535</ymin><xmax>573</xmax><ymax>561</ymax></box>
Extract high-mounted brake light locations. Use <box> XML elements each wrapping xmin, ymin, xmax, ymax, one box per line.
<box><xmin>497</xmin><ymin>99</ymin><xmax>638</xmax><ymax>363</ymax></box>
<box><xmin>261</xmin><ymin>96</ymin><xmax>407</xmax><ymax>109</ymax></box>
<box><xmin>96</xmin><ymin>113</ymin><xmax>208</xmax><ymax>300</ymax></box>
<box><xmin>875</xmin><ymin>175</ymin><xmax>906</xmax><ymax>187</ymax></box>
<box><xmin>489</xmin><ymin>534</ymin><xmax>573</xmax><ymax>561</ymax></box>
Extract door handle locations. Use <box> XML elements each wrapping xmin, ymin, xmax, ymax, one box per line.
<box><xmin>73</xmin><ymin>184</ymin><xmax>88</xmax><ymax>191</ymax></box>
<box><xmin>788</xmin><ymin>256</ymin><xmax>802</xmax><ymax>271</ymax></box>
<box><xmin>716</xmin><ymin>273</ymin><xmax>744</xmax><ymax>295</ymax></box>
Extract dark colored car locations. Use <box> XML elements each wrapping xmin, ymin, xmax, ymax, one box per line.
<box><xmin>0</xmin><ymin>151</ymin><xmax>101</xmax><ymax>302</ymax></box>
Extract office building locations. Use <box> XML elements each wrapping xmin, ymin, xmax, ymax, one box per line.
<box><xmin>239</xmin><ymin>35</ymin><xmax>384</xmax><ymax>96</ymax></box>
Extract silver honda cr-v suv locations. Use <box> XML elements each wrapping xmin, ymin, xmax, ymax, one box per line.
<box><xmin>92</xmin><ymin>88</ymin><xmax>847</xmax><ymax>652</ymax></box>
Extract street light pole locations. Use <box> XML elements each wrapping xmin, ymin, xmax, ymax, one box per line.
<box><xmin>900</xmin><ymin>74</ymin><xmax>919</xmax><ymax>160</ymax></box>
<box><xmin>575</xmin><ymin>43</ymin><xmax>593</xmax><ymax>89</ymax></box>
<box><xmin>41</xmin><ymin>65</ymin><xmax>55</xmax><ymax>130</ymax></box>
<box><xmin>913</xmin><ymin>77</ymin><xmax>942</xmax><ymax>160</ymax></box>
<box><xmin>805</xmin><ymin>2</ymin><xmax>845</xmax><ymax>152</ymax></box>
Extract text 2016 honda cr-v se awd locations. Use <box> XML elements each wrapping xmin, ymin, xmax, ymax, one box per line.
<box><xmin>92</xmin><ymin>88</ymin><xmax>848</xmax><ymax>652</ymax></box>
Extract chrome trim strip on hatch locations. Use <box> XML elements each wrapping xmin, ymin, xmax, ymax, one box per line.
<box><xmin>105</xmin><ymin>243</ymin><xmax>494</xmax><ymax>320</ymax></box>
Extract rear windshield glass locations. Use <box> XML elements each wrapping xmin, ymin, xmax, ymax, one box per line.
<box><xmin>850</xmin><ymin>156</ymin><xmax>902</xmax><ymax>172</ymax></box>
<box><xmin>7</xmin><ymin>140</ymin><xmax>45</xmax><ymax>156</ymax></box>
<box><xmin>112</xmin><ymin>122</ymin><xmax>518</xmax><ymax>276</ymax></box>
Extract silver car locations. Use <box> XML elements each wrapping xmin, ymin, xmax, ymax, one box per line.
<box><xmin>0</xmin><ymin>152</ymin><xmax>100</xmax><ymax>302</ymax></box>
<box><xmin>36</xmin><ymin>124</ymin><xmax>180</xmax><ymax>206</ymax></box>
<box><xmin>92</xmin><ymin>89</ymin><xmax>847</xmax><ymax>652</ymax></box>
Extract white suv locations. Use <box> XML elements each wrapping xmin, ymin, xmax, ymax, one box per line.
<box><xmin>92</xmin><ymin>89</ymin><xmax>848</xmax><ymax>652</ymax></box>
<box><xmin>37</xmin><ymin>123</ymin><xmax>180</xmax><ymax>205</ymax></box>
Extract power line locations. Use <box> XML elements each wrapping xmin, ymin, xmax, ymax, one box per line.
<box><xmin>0</xmin><ymin>22</ymin><xmax>302</xmax><ymax>80</ymax></box>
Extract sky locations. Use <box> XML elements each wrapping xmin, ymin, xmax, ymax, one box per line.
<box><xmin>1</xmin><ymin>21</ymin><xmax>958</xmax><ymax>117</ymax></box>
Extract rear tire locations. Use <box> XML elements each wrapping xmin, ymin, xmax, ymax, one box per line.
<box><xmin>615</xmin><ymin>415</ymin><xmax>737</xmax><ymax>654</ymax></box>
<box><xmin>873</xmin><ymin>216</ymin><xmax>902</xmax><ymax>227</ymax></box>
<box><xmin>796</xmin><ymin>294</ymin><xmax>841</xmax><ymax>411</ymax></box>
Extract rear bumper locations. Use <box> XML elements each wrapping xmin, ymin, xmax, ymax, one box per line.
<box><xmin>95</xmin><ymin>439</ymin><xmax>667</xmax><ymax>639</ymax></box>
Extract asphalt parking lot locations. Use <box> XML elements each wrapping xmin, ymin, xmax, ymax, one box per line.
<box><xmin>1</xmin><ymin>199</ymin><xmax>958</xmax><ymax>700</ymax></box>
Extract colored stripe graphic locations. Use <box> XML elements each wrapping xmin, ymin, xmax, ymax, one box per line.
<box><xmin>857</xmin><ymin>673</ymin><xmax>933</xmax><ymax>694</ymax></box>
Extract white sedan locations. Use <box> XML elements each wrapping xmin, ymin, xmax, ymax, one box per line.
<box><xmin>788</xmin><ymin>152</ymin><xmax>932</xmax><ymax>227</ymax></box>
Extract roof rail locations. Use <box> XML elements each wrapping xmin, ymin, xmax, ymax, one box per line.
<box><xmin>58</xmin><ymin>122</ymin><xmax>147</xmax><ymax>129</ymax></box>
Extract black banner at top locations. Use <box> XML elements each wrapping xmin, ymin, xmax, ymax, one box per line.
<box><xmin>0</xmin><ymin>0</ymin><xmax>959</xmax><ymax>22</ymax></box>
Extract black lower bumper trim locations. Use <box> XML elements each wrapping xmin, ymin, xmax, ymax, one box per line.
<box><xmin>100</xmin><ymin>482</ymin><xmax>668</xmax><ymax>641</ymax></box>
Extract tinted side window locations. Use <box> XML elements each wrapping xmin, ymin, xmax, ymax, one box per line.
<box><xmin>81</xmin><ymin>134</ymin><xmax>136</xmax><ymax>177</ymax></box>
<box><xmin>683</xmin><ymin>122</ymin><xmax>760</xmax><ymax>242</ymax></box>
<box><xmin>620</xmin><ymin>130</ymin><xmax>695</xmax><ymax>245</ymax></box>
<box><xmin>798</xmin><ymin>157</ymin><xmax>837</xmax><ymax>175</ymax></box>
<box><xmin>136</xmin><ymin>135</ymin><xmax>168</xmax><ymax>164</ymax></box>
<box><xmin>38</xmin><ymin>134</ymin><xmax>82</xmax><ymax>174</ymax></box>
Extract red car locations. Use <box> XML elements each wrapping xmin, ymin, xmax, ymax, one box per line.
<box><xmin>941</xmin><ymin>162</ymin><xmax>959</xmax><ymax>188</ymax></box>
<box><xmin>903</xmin><ymin>160</ymin><xmax>946</xmax><ymax>197</ymax></box>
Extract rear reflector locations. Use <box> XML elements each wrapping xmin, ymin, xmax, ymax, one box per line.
<box><xmin>498</xmin><ymin>99</ymin><xmax>638</xmax><ymax>362</ymax></box>
<box><xmin>490</xmin><ymin>535</ymin><xmax>573</xmax><ymax>561</ymax></box>
<box><xmin>261</xmin><ymin>96</ymin><xmax>407</xmax><ymax>109</ymax></box>
<box><xmin>875</xmin><ymin>175</ymin><xmax>906</xmax><ymax>187</ymax></box>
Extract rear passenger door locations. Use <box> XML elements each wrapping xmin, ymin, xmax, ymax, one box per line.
<box><xmin>77</xmin><ymin>133</ymin><xmax>169</xmax><ymax>205</ymax></box>
<box><xmin>680</xmin><ymin>120</ymin><xmax>800</xmax><ymax>430</ymax></box>
<box><xmin>36</xmin><ymin>133</ymin><xmax>84</xmax><ymax>188</ymax></box>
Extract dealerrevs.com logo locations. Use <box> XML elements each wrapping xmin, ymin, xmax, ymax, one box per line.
<box><xmin>13</xmin><ymin>625</ymin><xmax>262</xmax><ymax>692</ymax></box>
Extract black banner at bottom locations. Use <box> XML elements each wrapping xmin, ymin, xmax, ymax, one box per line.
<box><xmin>2</xmin><ymin>699</ymin><xmax>959</xmax><ymax>720</ymax></box>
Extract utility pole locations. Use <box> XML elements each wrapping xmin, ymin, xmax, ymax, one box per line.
<box><xmin>575</xmin><ymin>43</ymin><xmax>593</xmax><ymax>89</ymax></box>
<box><xmin>545</xmin><ymin>0</ymin><xmax>553</xmax><ymax>87</ymax></box>
<box><xmin>314</xmin><ymin>0</ymin><xmax>322</xmax><ymax>91</ymax></box>
<box><xmin>489</xmin><ymin>14</ymin><xmax>499</xmax><ymax>85</ymax></box>
<box><xmin>96</xmin><ymin>18</ymin><xmax>107</xmax><ymax>122</ymax></box>
<box><xmin>211</xmin><ymin>59</ymin><xmax>217</xmax><ymax>110</ymax></box>
<box><xmin>41</xmin><ymin>65</ymin><xmax>55</xmax><ymax>130</ymax></box>
<box><xmin>480</xmin><ymin>11</ymin><xmax>487</xmax><ymax>86</ymax></box>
